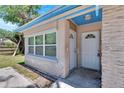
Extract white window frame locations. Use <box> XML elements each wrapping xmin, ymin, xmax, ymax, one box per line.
<box><xmin>27</xmin><ymin>28</ymin><xmax>57</xmax><ymax>59</ymax></box>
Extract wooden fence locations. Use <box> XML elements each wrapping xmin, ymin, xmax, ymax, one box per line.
<box><xmin>0</xmin><ymin>46</ymin><xmax>15</xmax><ymax>55</ymax></box>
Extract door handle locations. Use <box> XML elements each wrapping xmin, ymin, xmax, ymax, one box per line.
<box><xmin>97</xmin><ymin>50</ymin><xmax>101</xmax><ymax>57</ymax></box>
<box><xmin>97</xmin><ymin>53</ymin><xmax>100</xmax><ymax>57</ymax></box>
<box><xmin>97</xmin><ymin>52</ymin><xmax>102</xmax><ymax>57</ymax></box>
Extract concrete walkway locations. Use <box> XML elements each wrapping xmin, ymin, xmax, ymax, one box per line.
<box><xmin>0</xmin><ymin>67</ymin><xmax>35</xmax><ymax>88</ymax></box>
<box><xmin>52</xmin><ymin>68</ymin><xmax>100</xmax><ymax>88</ymax></box>
<box><xmin>59</xmin><ymin>68</ymin><xmax>101</xmax><ymax>88</ymax></box>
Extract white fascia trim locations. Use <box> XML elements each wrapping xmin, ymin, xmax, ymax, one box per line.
<box><xmin>21</xmin><ymin>6</ymin><xmax>90</xmax><ymax>32</ymax></box>
<box><xmin>22</xmin><ymin>6</ymin><xmax>103</xmax><ymax>33</ymax></box>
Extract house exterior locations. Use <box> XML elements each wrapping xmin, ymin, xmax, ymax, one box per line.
<box><xmin>16</xmin><ymin>5</ymin><xmax>124</xmax><ymax>88</ymax></box>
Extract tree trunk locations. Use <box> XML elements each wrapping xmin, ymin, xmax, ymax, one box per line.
<box><xmin>12</xmin><ymin>36</ymin><xmax>21</xmax><ymax>56</ymax></box>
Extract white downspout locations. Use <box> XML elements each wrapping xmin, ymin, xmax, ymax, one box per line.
<box><xmin>95</xmin><ymin>5</ymin><xmax>99</xmax><ymax>16</ymax></box>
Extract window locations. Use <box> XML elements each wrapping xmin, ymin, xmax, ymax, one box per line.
<box><xmin>28</xmin><ymin>31</ymin><xmax>56</xmax><ymax>58</ymax></box>
<box><xmin>85</xmin><ymin>34</ymin><xmax>95</xmax><ymax>39</ymax></box>
<box><xmin>35</xmin><ymin>35</ymin><xmax>43</xmax><ymax>45</ymax></box>
<box><xmin>36</xmin><ymin>46</ymin><xmax>43</xmax><ymax>55</ymax></box>
<box><xmin>29</xmin><ymin>46</ymin><xmax>34</xmax><ymax>54</ymax></box>
<box><xmin>28</xmin><ymin>37</ymin><xmax>34</xmax><ymax>54</ymax></box>
<box><xmin>28</xmin><ymin>37</ymin><xmax>34</xmax><ymax>45</ymax></box>
<box><xmin>45</xmin><ymin>32</ymin><xmax>56</xmax><ymax>44</ymax></box>
<box><xmin>45</xmin><ymin>32</ymin><xmax>56</xmax><ymax>57</ymax></box>
<box><xmin>45</xmin><ymin>46</ymin><xmax>56</xmax><ymax>57</ymax></box>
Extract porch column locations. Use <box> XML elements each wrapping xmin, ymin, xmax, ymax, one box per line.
<box><xmin>102</xmin><ymin>5</ymin><xmax>124</xmax><ymax>87</ymax></box>
<box><xmin>57</xmin><ymin>20</ymin><xmax>70</xmax><ymax>78</ymax></box>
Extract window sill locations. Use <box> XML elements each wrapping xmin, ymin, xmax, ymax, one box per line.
<box><xmin>26</xmin><ymin>54</ymin><xmax>58</xmax><ymax>63</ymax></box>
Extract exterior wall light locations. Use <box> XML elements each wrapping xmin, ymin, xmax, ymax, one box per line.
<box><xmin>84</xmin><ymin>14</ymin><xmax>92</xmax><ymax>20</ymax></box>
<box><xmin>69</xmin><ymin>34</ymin><xmax>74</xmax><ymax>39</ymax></box>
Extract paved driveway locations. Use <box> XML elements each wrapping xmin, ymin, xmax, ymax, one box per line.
<box><xmin>0</xmin><ymin>67</ymin><xmax>35</xmax><ymax>88</ymax></box>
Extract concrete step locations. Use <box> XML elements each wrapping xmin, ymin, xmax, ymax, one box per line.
<box><xmin>50</xmin><ymin>80</ymin><xmax>74</xmax><ymax>88</ymax></box>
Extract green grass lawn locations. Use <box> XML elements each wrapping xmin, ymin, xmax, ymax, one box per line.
<box><xmin>0</xmin><ymin>55</ymin><xmax>39</xmax><ymax>80</ymax></box>
<box><xmin>0</xmin><ymin>55</ymin><xmax>24</xmax><ymax>68</ymax></box>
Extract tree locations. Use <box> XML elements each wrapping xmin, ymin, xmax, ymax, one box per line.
<box><xmin>0</xmin><ymin>5</ymin><xmax>42</xmax><ymax>56</ymax></box>
<box><xmin>0</xmin><ymin>28</ymin><xmax>17</xmax><ymax>43</ymax></box>
<box><xmin>0</xmin><ymin>5</ymin><xmax>41</xmax><ymax>26</ymax></box>
<box><xmin>0</xmin><ymin>28</ymin><xmax>24</xmax><ymax>56</ymax></box>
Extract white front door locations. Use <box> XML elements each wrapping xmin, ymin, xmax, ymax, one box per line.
<box><xmin>81</xmin><ymin>31</ymin><xmax>100</xmax><ymax>71</ymax></box>
<box><xmin>69</xmin><ymin>30</ymin><xmax>77</xmax><ymax>71</ymax></box>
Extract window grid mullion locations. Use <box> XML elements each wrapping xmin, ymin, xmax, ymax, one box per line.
<box><xmin>35</xmin><ymin>45</ymin><xmax>43</xmax><ymax>46</ymax></box>
<box><xmin>34</xmin><ymin>36</ymin><xmax>35</xmax><ymax>55</ymax></box>
<box><xmin>45</xmin><ymin>44</ymin><xmax>56</xmax><ymax>46</ymax></box>
<box><xmin>43</xmin><ymin>34</ymin><xmax>45</xmax><ymax>56</ymax></box>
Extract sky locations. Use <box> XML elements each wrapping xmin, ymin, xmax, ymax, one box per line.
<box><xmin>0</xmin><ymin>5</ymin><xmax>56</xmax><ymax>31</ymax></box>
<box><xmin>0</xmin><ymin>19</ymin><xmax>18</xmax><ymax>31</ymax></box>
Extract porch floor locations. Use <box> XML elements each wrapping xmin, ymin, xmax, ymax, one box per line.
<box><xmin>62</xmin><ymin>68</ymin><xmax>101</xmax><ymax>88</ymax></box>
